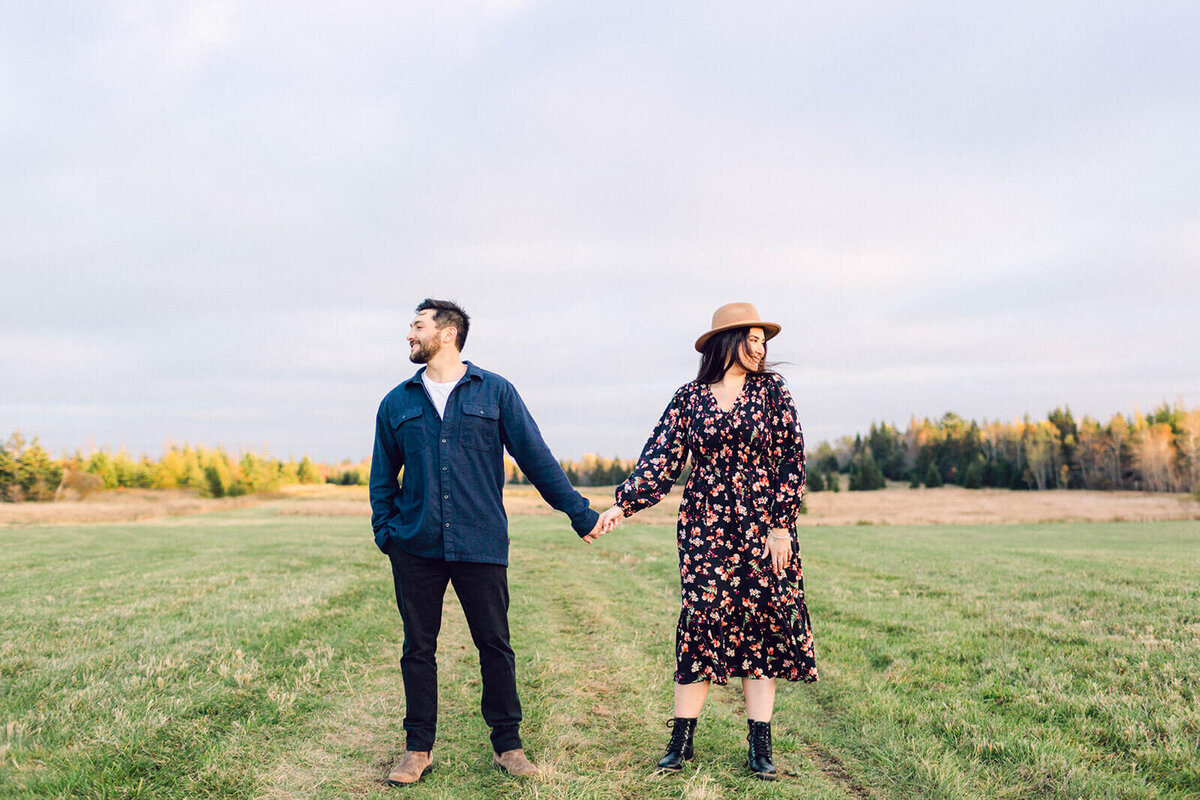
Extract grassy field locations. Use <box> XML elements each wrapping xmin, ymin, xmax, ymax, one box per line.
<box><xmin>2</xmin><ymin>509</ymin><xmax>1198</xmax><ymax>799</ymax></box>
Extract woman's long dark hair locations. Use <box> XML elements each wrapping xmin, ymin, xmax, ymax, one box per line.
<box><xmin>696</xmin><ymin>328</ymin><xmax>773</xmax><ymax>384</ymax></box>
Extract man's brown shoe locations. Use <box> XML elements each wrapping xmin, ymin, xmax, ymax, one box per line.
<box><xmin>493</xmin><ymin>748</ymin><xmax>538</xmax><ymax>776</ymax></box>
<box><xmin>387</xmin><ymin>750</ymin><xmax>433</xmax><ymax>786</ymax></box>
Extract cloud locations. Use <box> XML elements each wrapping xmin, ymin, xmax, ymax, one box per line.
<box><xmin>2</xmin><ymin>2</ymin><xmax>1198</xmax><ymax>459</ymax></box>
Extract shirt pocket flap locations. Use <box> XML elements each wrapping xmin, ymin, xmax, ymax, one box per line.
<box><xmin>389</xmin><ymin>406</ymin><xmax>424</xmax><ymax>429</ymax></box>
<box><xmin>462</xmin><ymin>403</ymin><xmax>500</xmax><ymax>420</ymax></box>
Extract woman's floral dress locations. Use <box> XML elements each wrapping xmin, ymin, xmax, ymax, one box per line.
<box><xmin>616</xmin><ymin>372</ymin><xmax>818</xmax><ymax>685</ymax></box>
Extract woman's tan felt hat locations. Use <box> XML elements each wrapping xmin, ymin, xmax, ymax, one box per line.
<box><xmin>694</xmin><ymin>302</ymin><xmax>781</xmax><ymax>352</ymax></box>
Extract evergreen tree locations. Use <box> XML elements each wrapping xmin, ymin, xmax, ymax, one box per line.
<box><xmin>860</xmin><ymin>449</ymin><xmax>886</xmax><ymax>490</ymax></box>
<box><xmin>963</xmin><ymin>456</ymin><xmax>984</xmax><ymax>489</ymax></box>
<box><xmin>611</xmin><ymin>455</ymin><xmax>627</xmax><ymax>486</ymax></box>
<box><xmin>847</xmin><ymin>461</ymin><xmax>862</xmax><ymax>491</ymax></box>
<box><xmin>868</xmin><ymin>422</ymin><xmax>907</xmax><ymax>479</ymax></box>
<box><xmin>0</xmin><ymin>441</ymin><xmax>13</xmax><ymax>502</ymax></box>
<box><xmin>807</xmin><ymin>469</ymin><xmax>825</xmax><ymax>492</ymax></box>
<box><xmin>204</xmin><ymin>465</ymin><xmax>226</xmax><ymax>498</ymax></box>
<box><xmin>925</xmin><ymin>463</ymin><xmax>943</xmax><ymax>488</ymax></box>
<box><xmin>848</xmin><ymin>448</ymin><xmax>885</xmax><ymax>491</ymax></box>
<box><xmin>813</xmin><ymin>442</ymin><xmax>839</xmax><ymax>474</ymax></box>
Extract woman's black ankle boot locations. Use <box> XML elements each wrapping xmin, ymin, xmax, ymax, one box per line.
<box><xmin>746</xmin><ymin>720</ymin><xmax>776</xmax><ymax>780</ymax></box>
<box><xmin>656</xmin><ymin>717</ymin><xmax>697</xmax><ymax>772</ymax></box>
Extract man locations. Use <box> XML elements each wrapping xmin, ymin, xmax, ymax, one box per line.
<box><xmin>369</xmin><ymin>299</ymin><xmax>602</xmax><ymax>786</ymax></box>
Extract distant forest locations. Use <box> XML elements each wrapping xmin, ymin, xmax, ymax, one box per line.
<box><xmin>803</xmin><ymin>404</ymin><xmax>1200</xmax><ymax>495</ymax></box>
<box><xmin>5</xmin><ymin>402</ymin><xmax>1198</xmax><ymax>502</ymax></box>
<box><xmin>0</xmin><ymin>433</ymin><xmax>368</xmax><ymax>503</ymax></box>
<box><xmin>552</xmin><ymin>403</ymin><xmax>1200</xmax><ymax>496</ymax></box>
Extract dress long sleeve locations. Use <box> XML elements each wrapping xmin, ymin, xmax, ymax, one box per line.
<box><xmin>615</xmin><ymin>386</ymin><xmax>692</xmax><ymax>515</ymax></box>
<box><xmin>764</xmin><ymin>373</ymin><xmax>806</xmax><ymax>530</ymax></box>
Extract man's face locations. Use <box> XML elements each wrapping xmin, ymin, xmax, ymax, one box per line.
<box><xmin>407</xmin><ymin>310</ymin><xmax>443</xmax><ymax>364</ymax></box>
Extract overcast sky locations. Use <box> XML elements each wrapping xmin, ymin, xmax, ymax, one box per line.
<box><xmin>3</xmin><ymin>2</ymin><xmax>1198</xmax><ymax>463</ymax></box>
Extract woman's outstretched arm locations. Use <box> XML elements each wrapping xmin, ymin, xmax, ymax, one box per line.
<box><xmin>596</xmin><ymin>385</ymin><xmax>692</xmax><ymax>535</ymax></box>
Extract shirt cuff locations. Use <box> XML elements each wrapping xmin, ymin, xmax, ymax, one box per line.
<box><xmin>571</xmin><ymin>505</ymin><xmax>600</xmax><ymax>537</ymax></box>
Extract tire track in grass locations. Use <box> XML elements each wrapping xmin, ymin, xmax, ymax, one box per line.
<box><xmin>700</xmin><ymin>684</ymin><xmax>868</xmax><ymax>796</ymax></box>
<box><xmin>257</xmin><ymin>589</ymin><xmax>471</xmax><ymax>798</ymax></box>
<box><xmin>801</xmin><ymin>740</ymin><xmax>873</xmax><ymax>800</ymax></box>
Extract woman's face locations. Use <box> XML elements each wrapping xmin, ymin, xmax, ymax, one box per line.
<box><xmin>737</xmin><ymin>327</ymin><xmax>766</xmax><ymax>372</ymax></box>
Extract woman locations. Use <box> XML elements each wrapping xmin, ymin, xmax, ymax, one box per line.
<box><xmin>595</xmin><ymin>302</ymin><xmax>818</xmax><ymax>780</ymax></box>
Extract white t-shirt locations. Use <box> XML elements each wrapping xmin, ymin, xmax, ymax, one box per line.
<box><xmin>421</xmin><ymin>373</ymin><xmax>459</xmax><ymax>419</ymax></box>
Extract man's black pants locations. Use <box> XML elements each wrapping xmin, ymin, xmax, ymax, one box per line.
<box><xmin>389</xmin><ymin>549</ymin><xmax>522</xmax><ymax>753</ymax></box>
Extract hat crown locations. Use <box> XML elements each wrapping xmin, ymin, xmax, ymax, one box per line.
<box><xmin>711</xmin><ymin>302</ymin><xmax>764</xmax><ymax>330</ymax></box>
<box><xmin>695</xmin><ymin>302</ymin><xmax>780</xmax><ymax>352</ymax></box>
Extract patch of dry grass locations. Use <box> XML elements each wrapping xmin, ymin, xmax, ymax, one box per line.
<box><xmin>797</xmin><ymin>483</ymin><xmax>1200</xmax><ymax>526</ymax></box>
<box><xmin>0</xmin><ymin>489</ymin><xmax>261</xmax><ymax>526</ymax></box>
<box><xmin>570</xmin><ymin>484</ymin><xmax>1200</xmax><ymax>527</ymax></box>
<box><xmin>6</xmin><ymin>482</ymin><xmax>1198</xmax><ymax>529</ymax></box>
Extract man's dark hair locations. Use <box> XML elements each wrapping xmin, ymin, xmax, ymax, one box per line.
<box><xmin>416</xmin><ymin>298</ymin><xmax>470</xmax><ymax>351</ymax></box>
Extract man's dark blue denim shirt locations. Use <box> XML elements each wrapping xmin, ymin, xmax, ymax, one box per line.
<box><xmin>369</xmin><ymin>361</ymin><xmax>599</xmax><ymax>566</ymax></box>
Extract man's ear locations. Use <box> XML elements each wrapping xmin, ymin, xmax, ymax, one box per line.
<box><xmin>441</xmin><ymin>325</ymin><xmax>458</xmax><ymax>345</ymax></box>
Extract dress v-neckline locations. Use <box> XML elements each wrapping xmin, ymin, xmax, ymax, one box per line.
<box><xmin>705</xmin><ymin>380</ymin><xmax>746</xmax><ymax>414</ymax></box>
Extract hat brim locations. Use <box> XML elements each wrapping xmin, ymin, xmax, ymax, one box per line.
<box><xmin>694</xmin><ymin>322</ymin><xmax>781</xmax><ymax>353</ymax></box>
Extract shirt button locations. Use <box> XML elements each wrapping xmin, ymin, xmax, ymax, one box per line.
<box><xmin>441</xmin><ymin>438</ymin><xmax>447</xmax><ymax>443</ymax></box>
<box><xmin>442</xmin><ymin>466</ymin><xmax>448</xmax><ymax>471</ymax></box>
<box><xmin>444</xmin><ymin>522</ymin><xmax>450</xmax><ymax>528</ymax></box>
<box><xmin>443</xmin><ymin>495</ymin><xmax>449</xmax><ymax>500</ymax></box>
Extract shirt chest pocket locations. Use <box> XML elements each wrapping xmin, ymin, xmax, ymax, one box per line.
<box><xmin>461</xmin><ymin>403</ymin><xmax>500</xmax><ymax>451</ymax></box>
<box><xmin>390</xmin><ymin>407</ymin><xmax>428</xmax><ymax>454</ymax></box>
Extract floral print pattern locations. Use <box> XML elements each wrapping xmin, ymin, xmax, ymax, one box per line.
<box><xmin>616</xmin><ymin>372</ymin><xmax>818</xmax><ymax>685</ymax></box>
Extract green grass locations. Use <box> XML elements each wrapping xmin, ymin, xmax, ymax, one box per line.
<box><xmin>2</xmin><ymin>510</ymin><xmax>1198</xmax><ymax>799</ymax></box>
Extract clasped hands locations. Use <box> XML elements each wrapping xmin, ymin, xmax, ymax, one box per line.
<box><xmin>582</xmin><ymin>505</ymin><xmax>625</xmax><ymax>543</ymax></box>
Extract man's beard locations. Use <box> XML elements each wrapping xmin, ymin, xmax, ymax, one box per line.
<box><xmin>409</xmin><ymin>337</ymin><xmax>441</xmax><ymax>364</ymax></box>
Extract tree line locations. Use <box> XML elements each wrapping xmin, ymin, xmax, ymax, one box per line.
<box><xmin>551</xmin><ymin>403</ymin><xmax>1200</xmax><ymax>496</ymax></box>
<box><xmin>503</xmin><ymin>454</ymin><xmax>636</xmax><ymax>488</ymax></box>
<box><xmin>9</xmin><ymin>403</ymin><xmax>1198</xmax><ymax>503</ymax></box>
<box><xmin>0</xmin><ymin>432</ymin><xmax>369</xmax><ymax>502</ymax></box>
<box><xmin>807</xmin><ymin>404</ymin><xmax>1200</xmax><ymax>494</ymax></box>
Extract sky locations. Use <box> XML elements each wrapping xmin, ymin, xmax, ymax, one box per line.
<box><xmin>3</xmin><ymin>1</ymin><xmax>1198</xmax><ymax>463</ymax></box>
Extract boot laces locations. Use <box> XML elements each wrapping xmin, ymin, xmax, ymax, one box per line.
<box><xmin>749</xmin><ymin>724</ymin><xmax>772</xmax><ymax>758</ymax></box>
<box><xmin>666</xmin><ymin>719</ymin><xmax>692</xmax><ymax>750</ymax></box>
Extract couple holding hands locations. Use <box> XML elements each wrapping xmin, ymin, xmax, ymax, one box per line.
<box><xmin>369</xmin><ymin>298</ymin><xmax>818</xmax><ymax>786</ymax></box>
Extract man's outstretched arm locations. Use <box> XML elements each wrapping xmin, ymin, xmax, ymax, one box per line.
<box><xmin>498</xmin><ymin>382</ymin><xmax>600</xmax><ymax>538</ymax></box>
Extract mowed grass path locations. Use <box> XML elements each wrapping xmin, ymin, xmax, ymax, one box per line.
<box><xmin>2</xmin><ymin>509</ymin><xmax>1198</xmax><ymax>799</ymax></box>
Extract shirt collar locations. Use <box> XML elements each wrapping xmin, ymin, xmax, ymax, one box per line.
<box><xmin>406</xmin><ymin>360</ymin><xmax>482</xmax><ymax>386</ymax></box>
